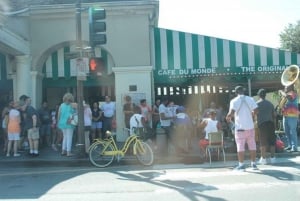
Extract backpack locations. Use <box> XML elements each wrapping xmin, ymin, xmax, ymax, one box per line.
<box><xmin>275</xmin><ymin>139</ymin><xmax>284</xmax><ymax>152</ymax></box>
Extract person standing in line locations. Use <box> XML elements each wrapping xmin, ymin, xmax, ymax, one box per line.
<box><xmin>6</xmin><ymin>101</ymin><xmax>21</xmax><ymax>157</ymax></box>
<box><xmin>159</xmin><ymin>97</ymin><xmax>186</xmax><ymax>155</ymax></box>
<box><xmin>174</xmin><ymin>106</ymin><xmax>193</xmax><ymax>152</ymax></box>
<box><xmin>167</xmin><ymin>100</ymin><xmax>177</xmax><ymax>120</ymax></box>
<box><xmin>256</xmin><ymin>89</ymin><xmax>277</xmax><ymax>165</ymax></box>
<box><xmin>18</xmin><ymin>95</ymin><xmax>29</xmax><ymax>151</ymax></box>
<box><xmin>91</xmin><ymin>101</ymin><xmax>102</xmax><ymax>141</ymax></box>
<box><xmin>50</xmin><ymin>104</ymin><xmax>60</xmax><ymax>151</ymax></box>
<box><xmin>101</xmin><ymin>96</ymin><xmax>116</xmax><ymax>138</ymax></box>
<box><xmin>57</xmin><ymin>92</ymin><xmax>76</xmax><ymax>157</ymax></box>
<box><xmin>279</xmin><ymin>85</ymin><xmax>299</xmax><ymax>152</ymax></box>
<box><xmin>23</xmin><ymin>96</ymin><xmax>40</xmax><ymax>157</ymax></box>
<box><xmin>123</xmin><ymin>95</ymin><xmax>135</xmax><ymax>129</ymax></box>
<box><xmin>226</xmin><ymin>86</ymin><xmax>258</xmax><ymax>171</ymax></box>
<box><xmin>152</xmin><ymin>98</ymin><xmax>161</xmax><ymax>129</ymax></box>
<box><xmin>129</xmin><ymin>106</ymin><xmax>146</xmax><ymax>136</ymax></box>
<box><xmin>1</xmin><ymin>100</ymin><xmax>13</xmax><ymax>153</ymax></box>
<box><xmin>140</xmin><ymin>99</ymin><xmax>152</xmax><ymax>128</ymax></box>
<box><xmin>83</xmin><ymin>102</ymin><xmax>92</xmax><ymax>154</ymax></box>
<box><xmin>38</xmin><ymin>101</ymin><xmax>52</xmax><ymax>148</ymax></box>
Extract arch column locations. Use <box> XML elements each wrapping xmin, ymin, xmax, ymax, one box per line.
<box><xmin>112</xmin><ymin>66</ymin><xmax>153</xmax><ymax>142</ymax></box>
<box><xmin>31</xmin><ymin>71</ymin><xmax>44</xmax><ymax>107</ymax></box>
<box><xmin>14</xmin><ymin>55</ymin><xmax>43</xmax><ymax>108</ymax></box>
<box><xmin>14</xmin><ymin>55</ymin><xmax>31</xmax><ymax>100</ymax></box>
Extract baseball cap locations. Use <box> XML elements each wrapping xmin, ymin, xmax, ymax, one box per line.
<box><xmin>257</xmin><ymin>88</ymin><xmax>266</xmax><ymax>96</ymax></box>
<box><xmin>234</xmin><ymin>86</ymin><xmax>243</xmax><ymax>92</ymax></box>
<box><xmin>209</xmin><ymin>109</ymin><xmax>217</xmax><ymax>114</ymax></box>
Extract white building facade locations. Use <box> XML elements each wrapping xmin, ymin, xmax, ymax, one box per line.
<box><xmin>0</xmin><ymin>0</ymin><xmax>159</xmax><ymax>140</ymax></box>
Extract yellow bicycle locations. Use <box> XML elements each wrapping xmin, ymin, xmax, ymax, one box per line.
<box><xmin>89</xmin><ymin>131</ymin><xmax>154</xmax><ymax>168</ymax></box>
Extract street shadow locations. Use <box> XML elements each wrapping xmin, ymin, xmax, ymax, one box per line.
<box><xmin>113</xmin><ymin>170</ymin><xmax>226</xmax><ymax>201</ymax></box>
<box><xmin>0</xmin><ymin>168</ymin><xmax>95</xmax><ymax>200</ymax></box>
<box><xmin>255</xmin><ymin>163</ymin><xmax>300</xmax><ymax>181</ymax></box>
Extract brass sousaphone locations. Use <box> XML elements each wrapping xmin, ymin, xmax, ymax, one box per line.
<box><xmin>279</xmin><ymin>64</ymin><xmax>300</xmax><ymax>108</ymax></box>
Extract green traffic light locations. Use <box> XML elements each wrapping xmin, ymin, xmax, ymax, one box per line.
<box><xmin>89</xmin><ymin>8</ymin><xmax>105</xmax><ymax>20</ymax></box>
<box><xmin>89</xmin><ymin>7</ymin><xmax>107</xmax><ymax>46</ymax></box>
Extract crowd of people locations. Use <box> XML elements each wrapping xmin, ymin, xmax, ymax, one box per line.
<box><xmin>121</xmin><ymin>85</ymin><xmax>298</xmax><ymax>170</ymax></box>
<box><xmin>1</xmin><ymin>85</ymin><xmax>298</xmax><ymax>170</ymax></box>
<box><xmin>0</xmin><ymin>93</ymin><xmax>118</xmax><ymax>158</ymax></box>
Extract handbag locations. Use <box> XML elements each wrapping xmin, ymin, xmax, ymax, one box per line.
<box><xmin>68</xmin><ymin>113</ymin><xmax>78</xmax><ymax>126</ymax></box>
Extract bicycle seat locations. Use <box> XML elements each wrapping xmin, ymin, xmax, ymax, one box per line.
<box><xmin>106</xmin><ymin>131</ymin><xmax>112</xmax><ymax>137</ymax></box>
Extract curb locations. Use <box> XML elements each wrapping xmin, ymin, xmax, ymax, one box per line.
<box><xmin>1</xmin><ymin>151</ymin><xmax>299</xmax><ymax>168</ymax></box>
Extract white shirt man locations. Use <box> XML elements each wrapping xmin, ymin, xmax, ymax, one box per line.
<box><xmin>159</xmin><ymin>99</ymin><xmax>173</xmax><ymax>127</ymax></box>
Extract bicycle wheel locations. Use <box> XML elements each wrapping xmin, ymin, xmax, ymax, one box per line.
<box><xmin>134</xmin><ymin>141</ymin><xmax>154</xmax><ymax>166</ymax></box>
<box><xmin>89</xmin><ymin>141</ymin><xmax>115</xmax><ymax>168</ymax></box>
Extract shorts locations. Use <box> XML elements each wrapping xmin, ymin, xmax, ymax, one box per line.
<box><xmin>258</xmin><ymin>121</ymin><xmax>276</xmax><ymax>146</ymax></box>
<box><xmin>28</xmin><ymin>128</ymin><xmax>40</xmax><ymax>140</ymax></box>
<box><xmin>235</xmin><ymin>128</ymin><xmax>256</xmax><ymax>152</ymax></box>
<box><xmin>85</xmin><ymin>126</ymin><xmax>91</xmax><ymax>131</ymax></box>
<box><xmin>7</xmin><ymin>132</ymin><xmax>20</xmax><ymax>141</ymax></box>
<box><xmin>91</xmin><ymin>122</ymin><xmax>102</xmax><ymax>129</ymax></box>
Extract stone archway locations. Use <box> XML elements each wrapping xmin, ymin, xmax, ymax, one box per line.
<box><xmin>34</xmin><ymin>41</ymin><xmax>116</xmax><ymax>108</ymax></box>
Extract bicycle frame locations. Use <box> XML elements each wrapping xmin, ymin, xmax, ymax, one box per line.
<box><xmin>91</xmin><ymin>134</ymin><xmax>143</xmax><ymax>157</ymax></box>
<box><xmin>89</xmin><ymin>131</ymin><xmax>154</xmax><ymax>167</ymax></box>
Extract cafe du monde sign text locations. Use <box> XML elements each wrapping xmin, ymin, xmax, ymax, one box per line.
<box><xmin>155</xmin><ymin>65</ymin><xmax>288</xmax><ymax>78</ymax></box>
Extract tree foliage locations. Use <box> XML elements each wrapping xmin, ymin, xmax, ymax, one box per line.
<box><xmin>280</xmin><ymin>20</ymin><xmax>300</xmax><ymax>53</ymax></box>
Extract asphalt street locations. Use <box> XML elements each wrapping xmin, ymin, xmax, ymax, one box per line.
<box><xmin>0</xmin><ymin>156</ymin><xmax>299</xmax><ymax>201</ymax></box>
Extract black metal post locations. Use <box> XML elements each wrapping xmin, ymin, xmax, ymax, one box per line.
<box><xmin>75</xmin><ymin>0</ymin><xmax>85</xmax><ymax>157</ymax></box>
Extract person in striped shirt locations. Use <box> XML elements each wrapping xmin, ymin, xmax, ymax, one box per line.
<box><xmin>280</xmin><ymin>85</ymin><xmax>299</xmax><ymax>152</ymax></box>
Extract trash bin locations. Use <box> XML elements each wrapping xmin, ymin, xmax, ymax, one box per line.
<box><xmin>156</xmin><ymin>127</ymin><xmax>167</xmax><ymax>155</ymax></box>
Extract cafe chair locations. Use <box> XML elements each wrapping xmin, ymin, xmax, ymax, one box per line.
<box><xmin>206</xmin><ymin>131</ymin><xmax>226</xmax><ymax>164</ymax></box>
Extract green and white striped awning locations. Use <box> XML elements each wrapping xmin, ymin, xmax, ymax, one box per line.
<box><xmin>152</xmin><ymin>27</ymin><xmax>300</xmax><ymax>83</ymax></box>
<box><xmin>43</xmin><ymin>45</ymin><xmax>112</xmax><ymax>79</ymax></box>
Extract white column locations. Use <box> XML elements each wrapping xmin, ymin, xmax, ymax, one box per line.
<box><xmin>112</xmin><ymin>66</ymin><xmax>153</xmax><ymax>142</ymax></box>
<box><xmin>31</xmin><ymin>71</ymin><xmax>44</xmax><ymax>108</ymax></box>
<box><xmin>15</xmin><ymin>55</ymin><xmax>31</xmax><ymax>99</ymax></box>
<box><xmin>11</xmin><ymin>74</ymin><xmax>17</xmax><ymax>100</ymax></box>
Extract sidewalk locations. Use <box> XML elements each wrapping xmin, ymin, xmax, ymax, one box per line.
<box><xmin>1</xmin><ymin>138</ymin><xmax>299</xmax><ymax>168</ymax></box>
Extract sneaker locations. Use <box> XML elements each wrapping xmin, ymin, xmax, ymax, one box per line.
<box><xmin>290</xmin><ymin>146</ymin><xmax>298</xmax><ymax>152</ymax></box>
<box><xmin>14</xmin><ymin>153</ymin><xmax>21</xmax><ymax>157</ymax></box>
<box><xmin>52</xmin><ymin>144</ymin><xmax>58</xmax><ymax>151</ymax></box>
<box><xmin>251</xmin><ymin>163</ymin><xmax>259</xmax><ymax>170</ymax></box>
<box><xmin>233</xmin><ymin>164</ymin><xmax>246</xmax><ymax>171</ymax></box>
<box><xmin>67</xmin><ymin>153</ymin><xmax>74</xmax><ymax>157</ymax></box>
<box><xmin>6</xmin><ymin>153</ymin><xmax>10</xmax><ymax>157</ymax></box>
<box><xmin>258</xmin><ymin>157</ymin><xmax>267</xmax><ymax>165</ymax></box>
<box><xmin>284</xmin><ymin>146</ymin><xmax>291</xmax><ymax>151</ymax></box>
<box><xmin>270</xmin><ymin>157</ymin><xmax>276</xmax><ymax>164</ymax></box>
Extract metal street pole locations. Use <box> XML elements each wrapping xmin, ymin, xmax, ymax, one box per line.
<box><xmin>75</xmin><ymin>0</ymin><xmax>85</xmax><ymax>157</ymax></box>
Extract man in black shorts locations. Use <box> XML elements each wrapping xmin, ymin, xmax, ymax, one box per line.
<box><xmin>256</xmin><ymin>89</ymin><xmax>276</xmax><ymax>164</ymax></box>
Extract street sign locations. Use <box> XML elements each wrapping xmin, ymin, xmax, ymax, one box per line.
<box><xmin>70</xmin><ymin>57</ymin><xmax>89</xmax><ymax>80</ymax></box>
<box><xmin>64</xmin><ymin>52</ymin><xmax>80</xmax><ymax>60</ymax></box>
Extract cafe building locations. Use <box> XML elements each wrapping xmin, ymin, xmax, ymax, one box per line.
<box><xmin>1</xmin><ymin>0</ymin><xmax>300</xmax><ymax>139</ymax></box>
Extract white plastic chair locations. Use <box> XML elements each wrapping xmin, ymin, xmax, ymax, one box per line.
<box><xmin>206</xmin><ymin>131</ymin><xmax>226</xmax><ymax>164</ymax></box>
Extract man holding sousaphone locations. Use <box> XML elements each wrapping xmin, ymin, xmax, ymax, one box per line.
<box><xmin>279</xmin><ymin>64</ymin><xmax>299</xmax><ymax>153</ymax></box>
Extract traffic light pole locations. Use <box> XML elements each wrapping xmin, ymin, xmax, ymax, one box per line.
<box><xmin>75</xmin><ymin>0</ymin><xmax>85</xmax><ymax>158</ymax></box>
